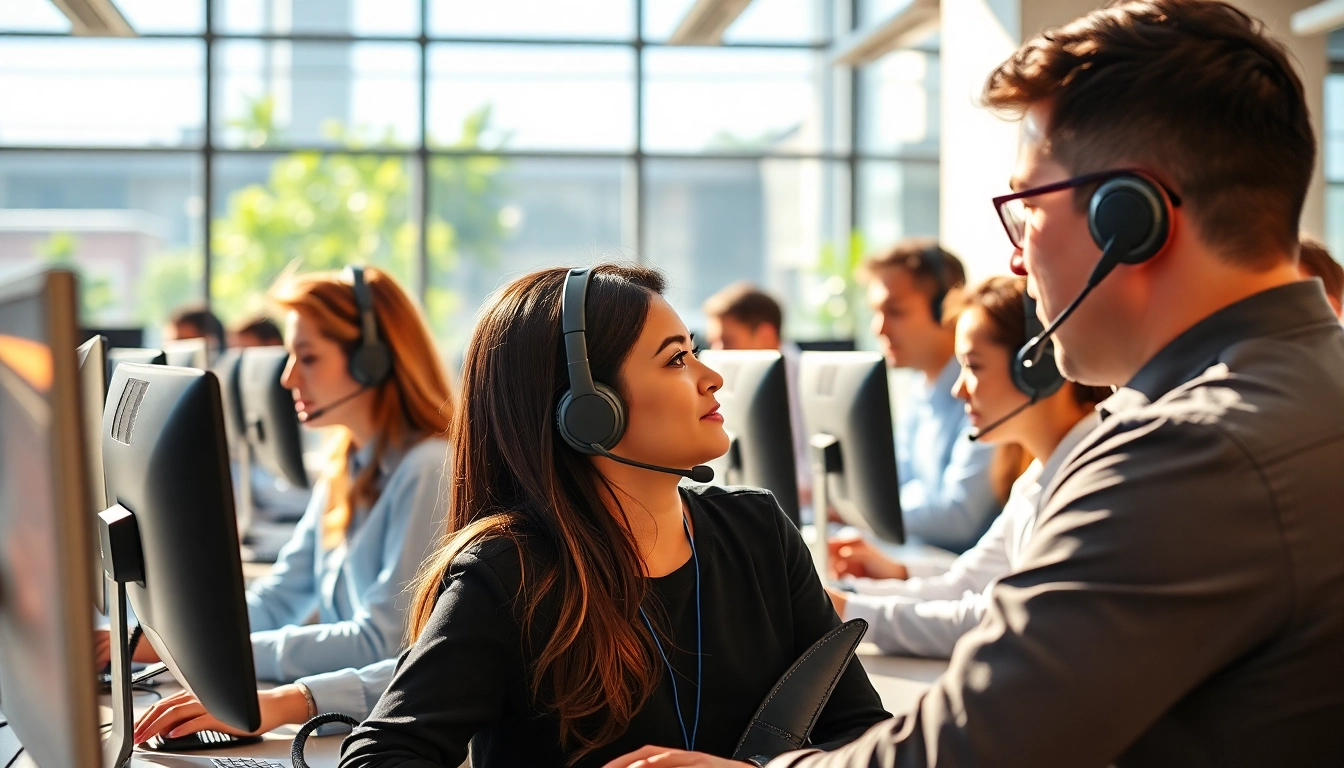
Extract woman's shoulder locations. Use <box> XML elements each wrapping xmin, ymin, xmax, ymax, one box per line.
<box><xmin>444</xmin><ymin>529</ymin><xmax>555</xmax><ymax>602</ymax></box>
<box><xmin>394</xmin><ymin>434</ymin><xmax>450</xmax><ymax>475</ymax></box>
<box><xmin>682</xmin><ymin>484</ymin><xmax>792</xmax><ymax>535</ymax></box>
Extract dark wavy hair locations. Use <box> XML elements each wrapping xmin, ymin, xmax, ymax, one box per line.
<box><xmin>407</xmin><ymin>263</ymin><xmax>669</xmax><ymax>763</ymax></box>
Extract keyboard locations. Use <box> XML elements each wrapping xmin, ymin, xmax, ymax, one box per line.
<box><xmin>147</xmin><ymin>730</ymin><xmax>263</xmax><ymax>752</ymax></box>
<box><xmin>210</xmin><ymin>760</ymin><xmax>286</xmax><ymax>768</ymax></box>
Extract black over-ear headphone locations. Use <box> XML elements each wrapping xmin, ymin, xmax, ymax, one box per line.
<box><xmin>554</xmin><ymin>268</ymin><xmax>714</xmax><ymax>482</ymax></box>
<box><xmin>1088</xmin><ymin>173</ymin><xmax>1174</xmax><ymax>269</ymax></box>
<box><xmin>556</xmin><ymin>267</ymin><xmax>628</xmax><ymax>455</ymax></box>
<box><xmin>920</xmin><ymin>245</ymin><xmax>952</xmax><ymax>325</ymax></box>
<box><xmin>1012</xmin><ymin>293</ymin><xmax>1064</xmax><ymax>401</ymax></box>
<box><xmin>1018</xmin><ymin>171</ymin><xmax>1177</xmax><ymax>371</ymax></box>
<box><xmin>345</xmin><ymin>265</ymin><xmax>392</xmax><ymax>387</ymax></box>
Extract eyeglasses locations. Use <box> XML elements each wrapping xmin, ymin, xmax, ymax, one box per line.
<box><xmin>991</xmin><ymin>169</ymin><xmax>1181</xmax><ymax>250</ymax></box>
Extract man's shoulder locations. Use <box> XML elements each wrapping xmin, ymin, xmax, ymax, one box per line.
<box><xmin>1106</xmin><ymin>341</ymin><xmax>1344</xmax><ymax>467</ymax></box>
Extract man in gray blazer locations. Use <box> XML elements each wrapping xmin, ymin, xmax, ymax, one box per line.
<box><xmin>766</xmin><ymin>1</ymin><xmax>1344</xmax><ymax>766</ymax></box>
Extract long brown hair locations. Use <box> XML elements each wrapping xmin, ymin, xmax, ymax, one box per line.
<box><xmin>270</xmin><ymin>267</ymin><xmax>454</xmax><ymax>549</ymax></box>
<box><xmin>408</xmin><ymin>264</ymin><xmax>668</xmax><ymax>763</ymax></box>
<box><xmin>961</xmin><ymin>276</ymin><xmax>1111</xmax><ymax>503</ymax></box>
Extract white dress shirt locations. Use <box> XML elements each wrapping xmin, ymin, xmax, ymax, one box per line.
<box><xmin>843</xmin><ymin>412</ymin><xmax>1100</xmax><ymax>657</ymax></box>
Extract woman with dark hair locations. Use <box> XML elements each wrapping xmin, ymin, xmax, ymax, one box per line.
<box><xmin>826</xmin><ymin>276</ymin><xmax>1109</xmax><ymax>658</ymax></box>
<box><xmin>339</xmin><ymin>264</ymin><xmax>889</xmax><ymax>768</ymax></box>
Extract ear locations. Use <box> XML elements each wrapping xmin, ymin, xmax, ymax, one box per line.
<box><xmin>756</xmin><ymin>323</ymin><xmax>782</xmax><ymax>349</ymax></box>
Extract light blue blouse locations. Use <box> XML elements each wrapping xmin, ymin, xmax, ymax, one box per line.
<box><xmin>245</xmin><ymin>436</ymin><xmax>449</xmax><ymax>682</ymax></box>
<box><xmin>895</xmin><ymin>358</ymin><xmax>1000</xmax><ymax>553</ymax></box>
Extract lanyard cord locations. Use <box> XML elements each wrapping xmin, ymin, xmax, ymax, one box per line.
<box><xmin>637</xmin><ymin>513</ymin><xmax>702</xmax><ymax>752</ymax></box>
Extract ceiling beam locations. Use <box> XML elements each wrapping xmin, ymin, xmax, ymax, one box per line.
<box><xmin>47</xmin><ymin>0</ymin><xmax>135</xmax><ymax>36</ymax></box>
<box><xmin>1292</xmin><ymin>0</ymin><xmax>1344</xmax><ymax>36</ymax></box>
<box><xmin>669</xmin><ymin>0</ymin><xmax>756</xmax><ymax>46</ymax></box>
<box><xmin>830</xmin><ymin>0</ymin><xmax>939</xmax><ymax>67</ymax></box>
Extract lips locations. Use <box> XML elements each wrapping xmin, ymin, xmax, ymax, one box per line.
<box><xmin>701</xmin><ymin>403</ymin><xmax>723</xmax><ymax>422</ymax></box>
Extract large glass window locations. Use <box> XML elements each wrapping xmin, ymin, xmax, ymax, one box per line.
<box><xmin>1</xmin><ymin>0</ymin><xmax>940</xmax><ymax>355</ymax></box>
<box><xmin>0</xmin><ymin>152</ymin><xmax>203</xmax><ymax>334</ymax></box>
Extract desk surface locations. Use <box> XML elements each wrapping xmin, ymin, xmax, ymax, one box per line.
<box><xmin>2</xmin><ymin>652</ymin><xmax>944</xmax><ymax>768</ymax></box>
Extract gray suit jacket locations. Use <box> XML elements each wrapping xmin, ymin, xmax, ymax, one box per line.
<box><xmin>773</xmin><ymin>281</ymin><xmax>1344</xmax><ymax>767</ymax></box>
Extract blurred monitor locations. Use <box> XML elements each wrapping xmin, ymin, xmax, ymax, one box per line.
<box><xmin>105</xmin><ymin>347</ymin><xmax>165</xmax><ymax>387</ymax></box>
<box><xmin>795</xmin><ymin>339</ymin><xmax>857</xmax><ymax>353</ymax></box>
<box><xmin>77</xmin><ymin>335</ymin><xmax>112</xmax><ymax>614</ymax></box>
<box><xmin>0</xmin><ymin>268</ymin><xmax>102</xmax><ymax>768</ymax></box>
<box><xmin>102</xmin><ymin>363</ymin><xmax>261</xmax><ymax>738</ymax></box>
<box><xmin>213</xmin><ymin>348</ymin><xmax>246</xmax><ymax>451</ymax></box>
<box><xmin>696</xmin><ymin>350</ymin><xmax>800</xmax><ymax>525</ymax></box>
<box><xmin>163</xmin><ymin>338</ymin><xmax>209</xmax><ymax>369</ymax></box>
<box><xmin>79</xmin><ymin>326</ymin><xmax>143</xmax><ymax>350</ymax></box>
<box><xmin>239</xmin><ymin>346</ymin><xmax>308</xmax><ymax>490</ymax></box>
<box><xmin>798</xmin><ymin>351</ymin><xmax>904</xmax><ymax>544</ymax></box>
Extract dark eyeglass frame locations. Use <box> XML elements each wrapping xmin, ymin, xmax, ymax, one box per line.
<box><xmin>991</xmin><ymin>169</ymin><xmax>1182</xmax><ymax>249</ymax></box>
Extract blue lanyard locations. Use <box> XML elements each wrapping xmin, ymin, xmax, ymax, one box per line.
<box><xmin>637</xmin><ymin>513</ymin><xmax>702</xmax><ymax>752</ymax></box>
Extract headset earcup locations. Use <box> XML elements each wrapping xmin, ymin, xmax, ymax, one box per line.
<box><xmin>1013</xmin><ymin>293</ymin><xmax>1065</xmax><ymax>401</ymax></box>
<box><xmin>1088</xmin><ymin>175</ymin><xmax>1171</xmax><ymax>266</ymax></box>
<box><xmin>556</xmin><ymin>382</ymin><xmax>627</xmax><ymax>454</ymax></box>
<box><xmin>1011</xmin><ymin>342</ymin><xmax>1065</xmax><ymax>401</ymax></box>
<box><xmin>349</xmin><ymin>343</ymin><xmax>392</xmax><ymax>387</ymax></box>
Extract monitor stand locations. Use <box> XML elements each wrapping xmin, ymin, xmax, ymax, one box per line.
<box><xmin>806</xmin><ymin>433</ymin><xmax>842</xmax><ymax>577</ymax></box>
<box><xmin>98</xmin><ymin>503</ymin><xmax>144</xmax><ymax>768</ymax></box>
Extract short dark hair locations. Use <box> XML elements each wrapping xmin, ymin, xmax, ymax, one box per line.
<box><xmin>860</xmin><ymin>238</ymin><xmax>967</xmax><ymax>324</ymax></box>
<box><xmin>1298</xmin><ymin>237</ymin><xmax>1343</xmax><ymax>306</ymax></box>
<box><xmin>982</xmin><ymin>0</ymin><xmax>1314</xmax><ymax>268</ymax></box>
<box><xmin>170</xmin><ymin>304</ymin><xmax>226</xmax><ymax>350</ymax></box>
<box><xmin>231</xmin><ymin>314</ymin><xmax>284</xmax><ymax>346</ymax></box>
<box><xmin>701</xmin><ymin>282</ymin><xmax>783</xmax><ymax>332</ymax></box>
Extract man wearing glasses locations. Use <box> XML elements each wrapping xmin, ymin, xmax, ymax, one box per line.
<box><xmin>768</xmin><ymin>0</ymin><xmax>1344</xmax><ymax>766</ymax></box>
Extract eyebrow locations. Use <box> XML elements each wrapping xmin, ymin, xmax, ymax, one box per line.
<box><xmin>653</xmin><ymin>334</ymin><xmax>688</xmax><ymax>357</ymax></box>
<box><xmin>292</xmin><ymin>340</ymin><xmax>313</xmax><ymax>352</ymax></box>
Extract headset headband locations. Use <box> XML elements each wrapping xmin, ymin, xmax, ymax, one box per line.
<box><xmin>561</xmin><ymin>268</ymin><xmax>599</xmax><ymax>399</ymax></box>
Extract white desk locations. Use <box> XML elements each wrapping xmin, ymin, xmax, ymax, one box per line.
<box><xmin>1</xmin><ymin>653</ymin><xmax>945</xmax><ymax>768</ymax></box>
<box><xmin>0</xmin><ymin>683</ymin><xmax>344</xmax><ymax>768</ymax></box>
<box><xmin>116</xmin><ymin>682</ymin><xmax>345</xmax><ymax>768</ymax></box>
<box><xmin>857</xmin><ymin>646</ymin><xmax>948</xmax><ymax>715</ymax></box>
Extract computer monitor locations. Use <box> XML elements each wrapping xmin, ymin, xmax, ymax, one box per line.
<box><xmin>239</xmin><ymin>346</ymin><xmax>309</xmax><ymax>489</ymax></box>
<box><xmin>795</xmin><ymin>339</ymin><xmax>857</xmax><ymax>353</ymax></box>
<box><xmin>77</xmin><ymin>335</ymin><xmax>112</xmax><ymax>613</ymax></box>
<box><xmin>798</xmin><ymin>351</ymin><xmax>904</xmax><ymax>544</ymax></box>
<box><xmin>696</xmin><ymin>349</ymin><xmax>800</xmax><ymax>525</ymax></box>
<box><xmin>0</xmin><ymin>268</ymin><xmax>102</xmax><ymax>768</ymax></box>
<box><xmin>163</xmin><ymin>338</ymin><xmax>209</xmax><ymax>369</ymax></box>
<box><xmin>100</xmin><ymin>363</ymin><xmax>261</xmax><ymax>764</ymax></box>
<box><xmin>212</xmin><ymin>348</ymin><xmax>256</xmax><ymax>539</ymax></box>
<box><xmin>213</xmin><ymin>348</ymin><xmax>246</xmax><ymax>450</ymax></box>
<box><xmin>105</xmin><ymin>347</ymin><xmax>165</xmax><ymax>388</ymax></box>
<box><xmin>80</xmin><ymin>326</ymin><xmax>144</xmax><ymax>350</ymax></box>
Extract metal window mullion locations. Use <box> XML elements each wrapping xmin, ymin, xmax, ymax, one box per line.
<box><xmin>634</xmin><ymin>0</ymin><xmax>645</xmax><ymax>265</ymax></box>
<box><xmin>203</xmin><ymin>0</ymin><xmax>215</xmax><ymax>311</ymax></box>
<box><xmin>418</xmin><ymin>2</ymin><xmax>430</xmax><ymax>305</ymax></box>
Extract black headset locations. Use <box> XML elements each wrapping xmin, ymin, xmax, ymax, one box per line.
<box><xmin>345</xmin><ymin>265</ymin><xmax>393</xmax><ymax>387</ymax></box>
<box><xmin>555</xmin><ymin>267</ymin><xmax>628</xmax><ymax>455</ymax></box>
<box><xmin>1088</xmin><ymin>173</ymin><xmax>1175</xmax><ymax>270</ymax></box>
<box><xmin>1011</xmin><ymin>292</ymin><xmax>1064</xmax><ymax>401</ymax></box>
<box><xmin>1017</xmin><ymin>170</ymin><xmax>1177</xmax><ymax>372</ymax></box>
<box><xmin>920</xmin><ymin>244</ymin><xmax>953</xmax><ymax>325</ymax></box>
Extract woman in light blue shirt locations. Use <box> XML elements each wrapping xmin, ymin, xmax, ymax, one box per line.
<box><xmin>828</xmin><ymin>276</ymin><xmax>1109</xmax><ymax>657</ymax></box>
<box><xmin>114</xmin><ymin>266</ymin><xmax>452</xmax><ymax>690</ymax></box>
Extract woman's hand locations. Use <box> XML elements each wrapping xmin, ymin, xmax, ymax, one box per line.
<box><xmin>825</xmin><ymin>586</ymin><xmax>849</xmax><ymax>618</ymax></box>
<box><xmin>94</xmin><ymin>627</ymin><xmax>162</xmax><ymax>668</ymax></box>
<box><xmin>133</xmin><ymin>685</ymin><xmax>311</xmax><ymax>745</ymax></box>
<box><xmin>601</xmin><ymin>746</ymin><xmax>754</xmax><ymax>768</ymax></box>
<box><xmin>827</xmin><ymin>535</ymin><xmax>908</xmax><ymax>581</ymax></box>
